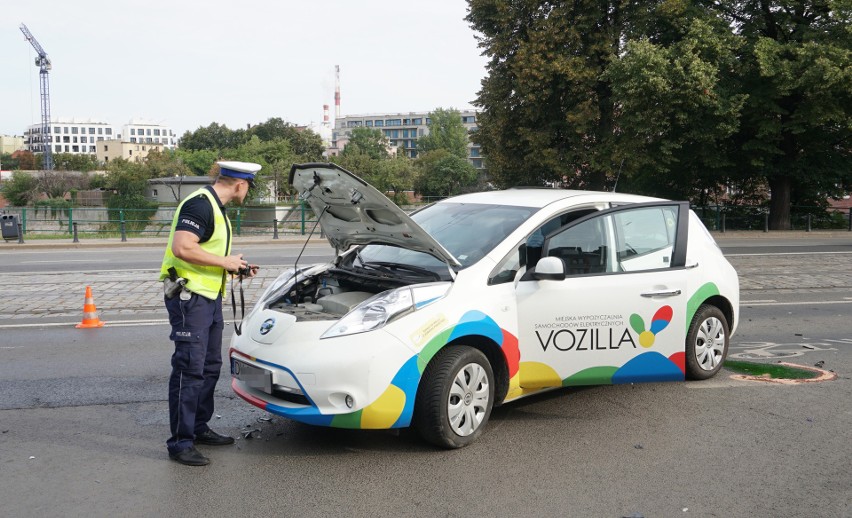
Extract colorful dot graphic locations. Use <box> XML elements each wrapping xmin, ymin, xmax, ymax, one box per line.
<box><xmin>630</xmin><ymin>305</ymin><xmax>673</xmax><ymax>348</ymax></box>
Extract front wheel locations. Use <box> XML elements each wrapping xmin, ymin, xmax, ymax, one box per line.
<box><xmin>414</xmin><ymin>346</ymin><xmax>494</xmax><ymax>449</ymax></box>
<box><xmin>685</xmin><ymin>304</ymin><xmax>730</xmax><ymax>380</ymax></box>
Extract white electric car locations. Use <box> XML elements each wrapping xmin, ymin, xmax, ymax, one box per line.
<box><xmin>230</xmin><ymin>163</ymin><xmax>739</xmax><ymax>448</ymax></box>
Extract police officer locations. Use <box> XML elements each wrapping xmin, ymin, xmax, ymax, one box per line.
<box><xmin>160</xmin><ymin>160</ymin><xmax>259</xmax><ymax>466</ymax></box>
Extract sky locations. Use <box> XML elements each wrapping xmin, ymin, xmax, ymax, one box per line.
<box><xmin>1</xmin><ymin>0</ymin><xmax>488</xmax><ymax>137</ymax></box>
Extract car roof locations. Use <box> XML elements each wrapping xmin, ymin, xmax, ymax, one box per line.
<box><xmin>438</xmin><ymin>188</ymin><xmax>664</xmax><ymax>208</ymax></box>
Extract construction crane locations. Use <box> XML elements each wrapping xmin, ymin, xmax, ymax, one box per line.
<box><xmin>20</xmin><ymin>23</ymin><xmax>54</xmax><ymax>170</ymax></box>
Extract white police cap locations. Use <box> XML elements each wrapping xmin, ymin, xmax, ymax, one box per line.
<box><xmin>217</xmin><ymin>161</ymin><xmax>261</xmax><ymax>183</ymax></box>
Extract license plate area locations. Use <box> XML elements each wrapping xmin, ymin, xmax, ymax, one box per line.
<box><xmin>232</xmin><ymin>359</ymin><xmax>272</xmax><ymax>394</ymax></box>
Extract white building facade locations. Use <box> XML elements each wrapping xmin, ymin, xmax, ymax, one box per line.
<box><xmin>24</xmin><ymin>118</ymin><xmax>176</xmax><ymax>156</ymax></box>
<box><xmin>24</xmin><ymin>119</ymin><xmax>116</xmax><ymax>155</ymax></box>
<box><xmin>121</xmin><ymin>120</ymin><xmax>177</xmax><ymax>148</ymax></box>
<box><xmin>330</xmin><ymin>110</ymin><xmax>484</xmax><ymax>169</ymax></box>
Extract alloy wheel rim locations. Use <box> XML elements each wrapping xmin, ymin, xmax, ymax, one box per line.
<box><xmin>447</xmin><ymin>362</ymin><xmax>490</xmax><ymax>436</ymax></box>
<box><xmin>695</xmin><ymin>316</ymin><xmax>726</xmax><ymax>371</ymax></box>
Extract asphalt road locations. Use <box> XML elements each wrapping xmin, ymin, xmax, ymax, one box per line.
<box><xmin>0</xmin><ymin>235</ymin><xmax>850</xmax><ymax>517</ymax></box>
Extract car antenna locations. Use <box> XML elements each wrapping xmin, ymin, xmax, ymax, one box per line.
<box><xmin>612</xmin><ymin>158</ymin><xmax>625</xmax><ymax>192</ymax></box>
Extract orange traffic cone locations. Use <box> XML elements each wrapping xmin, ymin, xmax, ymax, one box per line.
<box><xmin>76</xmin><ymin>285</ymin><xmax>105</xmax><ymax>328</ymax></box>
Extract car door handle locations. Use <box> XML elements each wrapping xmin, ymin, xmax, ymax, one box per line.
<box><xmin>641</xmin><ymin>289</ymin><xmax>682</xmax><ymax>298</ymax></box>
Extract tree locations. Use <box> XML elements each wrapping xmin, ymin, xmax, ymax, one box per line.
<box><xmin>145</xmin><ymin>149</ymin><xmax>193</xmax><ymax>179</ymax></box>
<box><xmin>414</xmin><ymin>149</ymin><xmax>479</xmax><ymax>197</ymax></box>
<box><xmin>0</xmin><ymin>171</ymin><xmax>39</xmax><ymax>206</ymax></box>
<box><xmin>179</xmin><ymin>122</ymin><xmax>246</xmax><ymax>151</ymax></box>
<box><xmin>604</xmin><ymin>14</ymin><xmax>747</xmax><ymax>201</ymax></box>
<box><xmin>13</xmin><ymin>150</ymin><xmax>36</xmax><ymax>170</ymax></box>
<box><xmin>713</xmin><ymin>1</ymin><xmax>852</xmax><ymax>229</ymax></box>
<box><xmin>53</xmin><ymin>153</ymin><xmax>99</xmax><ymax>172</ymax></box>
<box><xmin>416</xmin><ymin>107</ymin><xmax>469</xmax><ymax>159</ymax></box>
<box><xmin>37</xmin><ymin>171</ymin><xmax>88</xmax><ymax>199</ymax></box>
<box><xmin>1</xmin><ymin>153</ymin><xmax>20</xmax><ymax>170</ymax></box>
<box><xmin>342</xmin><ymin>127</ymin><xmax>389</xmax><ymax>160</ymax></box>
<box><xmin>468</xmin><ymin>0</ymin><xmax>852</xmax><ymax>229</ymax></box>
<box><xmin>467</xmin><ymin>1</ymin><xmax>658</xmax><ymax>189</ymax></box>
<box><xmin>247</xmin><ymin>117</ymin><xmax>326</xmax><ymax>159</ymax></box>
<box><xmin>103</xmin><ymin>159</ymin><xmax>157</xmax><ymax>229</ymax></box>
<box><xmin>176</xmin><ymin>148</ymin><xmax>218</xmax><ymax>176</ymax></box>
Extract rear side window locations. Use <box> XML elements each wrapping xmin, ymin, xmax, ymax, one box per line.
<box><xmin>613</xmin><ymin>206</ymin><xmax>679</xmax><ymax>272</ymax></box>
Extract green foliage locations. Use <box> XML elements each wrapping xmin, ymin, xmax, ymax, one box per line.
<box><xmin>416</xmin><ymin>107</ymin><xmax>469</xmax><ymax>160</ymax></box>
<box><xmin>176</xmin><ymin>149</ymin><xmax>218</xmax><ymax>176</ymax></box>
<box><xmin>342</xmin><ymin>127</ymin><xmax>389</xmax><ymax>160</ymax></box>
<box><xmin>413</xmin><ymin>150</ymin><xmax>479</xmax><ymax>197</ymax></box>
<box><xmin>179</xmin><ymin>117</ymin><xmax>325</xmax><ymax>162</ymax></box>
<box><xmin>144</xmin><ymin>149</ymin><xmax>193</xmax><ymax>179</ymax></box>
<box><xmin>720</xmin><ymin>1</ymin><xmax>852</xmax><ymax>229</ymax></box>
<box><xmin>605</xmin><ymin>17</ymin><xmax>746</xmax><ymax>200</ymax></box>
<box><xmin>103</xmin><ymin>159</ymin><xmax>157</xmax><ymax>230</ymax></box>
<box><xmin>34</xmin><ymin>198</ymin><xmax>72</xmax><ymax>210</ymax></box>
<box><xmin>467</xmin><ymin>0</ymin><xmax>652</xmax><ymax>189</ymax></box>
<box><xmin>52</xmin><ymin>153</ymin><xmax>99</xmax><ymax>172</ymax></box>
<box><xmin>1</xmin><ymin>153</ymin><xmax>20</xmax><ymax>170</ymax></box>
<box><xmin>466</xmin><ymin>0</ymin><xmax>852</xmax><ymax>229</ymax></box>
<box><xmin>179</xmin><ymin>122</ymin><xmax>246</xmax><ymax>151</ymax></box>
<box><xmin>246</xmin><ymin>117</ymin><xmax>325</xmax><ymax>159</ymax></box>
<box><xmin>1</xmin><ymin>171</ymin><xmax>39</xmax><ymax>206</ymax></box>
<box><xmin>87</xmin><ymin>173</ymin><xmax>108</xmax><ymax>190</ymax></box>
<box><xmin>37</xmin><ymin>170</ymin><xmax>90</xmax><ymax>200</ymax></box>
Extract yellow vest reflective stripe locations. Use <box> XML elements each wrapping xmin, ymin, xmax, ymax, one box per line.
<box><xmin>159</xmin><ymin>187</ymin><xmax>231</xmax><ymax>300</ymax></box>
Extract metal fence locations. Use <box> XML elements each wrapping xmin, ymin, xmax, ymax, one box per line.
<box><xmin>0</xmin><ymin>203</ymin><xmax>328</xmax><ymax>241</ymax></box>
<box><xmin>2</xmin><ymin>202</ymin><xmax>850</xmax><ymax>243</ymax></box>
<box><xmin>693</xmin><ymin>205</ymin><xmax>852</xmax><ymax>232</ymax></box>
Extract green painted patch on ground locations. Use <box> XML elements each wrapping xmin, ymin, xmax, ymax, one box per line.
<box><xmin>724</xmin><ymin>360</ymin><xmax>820</xmax><ymax>380</ymax></box>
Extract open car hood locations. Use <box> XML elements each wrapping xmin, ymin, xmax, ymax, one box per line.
<box><xmin>289</xmin><ymin>163</ymin><xmax>461</xmax><ymax>267</ymax></box>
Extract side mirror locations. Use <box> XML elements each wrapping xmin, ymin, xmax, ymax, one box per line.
<box><xmin>533</xmin><ymin>256</ymin><xmax>566</xmax><ymax>281</ymax></box>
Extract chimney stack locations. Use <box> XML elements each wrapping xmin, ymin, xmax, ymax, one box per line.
<box><xmin>334</xmin><ymin>65</ymin><xmax>341</xmax><ymax>120</ymax></box>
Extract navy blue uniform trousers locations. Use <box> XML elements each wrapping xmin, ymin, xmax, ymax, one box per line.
<box><xmin>165</xmin><ymin>291</ymin><xmax>224</xmax><ymax>455</ymax></box>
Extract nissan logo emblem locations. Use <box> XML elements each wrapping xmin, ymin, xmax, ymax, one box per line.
<box><xmin>260</xmin><ymin>318</ymin><xmax>276</xmax><ymax>335</ymax></box>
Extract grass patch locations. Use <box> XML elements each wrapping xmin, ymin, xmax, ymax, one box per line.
<box><xmin>724</xmin><ymin>360</ymin><xmax>820</xmax><ymax>380</ymax></box>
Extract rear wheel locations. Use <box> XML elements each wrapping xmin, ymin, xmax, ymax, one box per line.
<box><xmin>414</xmin><ymin>346</ymin><xmax>494</xmax><ymax>449</ymax></box>
<box><xmin>685</xmin><ymin>304</ymin><xmax>729</xmax><ymax>380</ymax></box>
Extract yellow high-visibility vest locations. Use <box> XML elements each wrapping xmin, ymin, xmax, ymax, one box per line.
<box><xmin>159</xmin><ymin>187</ymin><xmax>231</xmax><ymax>300</ymax></box>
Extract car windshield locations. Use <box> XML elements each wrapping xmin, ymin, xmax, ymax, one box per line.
<box><xmin>357</xmin><ymin>202</ymin><xmax>536</xmax><ymax>271</ymax></box>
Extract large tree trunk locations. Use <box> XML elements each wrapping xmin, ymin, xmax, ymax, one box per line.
<box><xmin>768</xmin><ymin>175</ymin><xmax>792</xmax><ymax>230</ymax></box>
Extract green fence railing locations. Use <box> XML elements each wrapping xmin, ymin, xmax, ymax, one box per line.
<box><xmin>0</xmin><ymin>203</ymin><xmax>326</xmax><ymax>240</ymax></box>
<box><xmin>693</xmin><ymin>205</ymin><xmax>852</xmax><ymax>232</ymax></box>
<box><xmin>2</xmin><ymin>202</ymin><xmax>850</xmax><ymax>242</ymax></box>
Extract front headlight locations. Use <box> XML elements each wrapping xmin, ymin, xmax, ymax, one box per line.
<box><xmin>321</xmin><ymin>282</ymin><xmax>451</xmax><ymax>339</ymax></box>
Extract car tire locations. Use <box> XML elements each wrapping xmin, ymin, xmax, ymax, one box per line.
<box><xmin>685</xmin><ymin>304</ymin><xmax>730</xmax><ymax>380</ymax></box>
<box><xmin>414</xmin><ymin>346</ymin><xmax>494</xmax><ymax>449</ymax></box>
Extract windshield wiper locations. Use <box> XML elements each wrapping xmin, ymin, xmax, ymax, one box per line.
<box><xmin>362</xmin><ymin>261</ymin><xmax>442</xmax><ymax>281</ymax></box>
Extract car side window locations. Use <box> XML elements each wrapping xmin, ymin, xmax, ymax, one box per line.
<box><xmin>543</xmin><ymin>216</ymin><xmax>613</xmax><ymax>275</ymax></box>
<box><xmin>613</xmin><ymin>206</ymin><xmax>679</xmax><ymax>272</ymax></box>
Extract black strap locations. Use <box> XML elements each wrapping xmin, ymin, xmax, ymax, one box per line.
<box><xmin>230</xmin><ymin>274</ymin><xmax>246</xmax><ymax>335</ymax></box>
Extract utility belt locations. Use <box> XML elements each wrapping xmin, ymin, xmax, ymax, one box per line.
<box><xmin>164</xmin><ymin>266</ymin><xmax>249</xmax><ymax>335</ymax></box>
<box><xmin>164</xmin><ymin>267</ymin><xmax>190</xmax><ymax>300</ymax></box>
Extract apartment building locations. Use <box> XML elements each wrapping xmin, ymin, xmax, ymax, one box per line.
<box><xmin>330</xmin><ymin>110</ymin><xmax>483</xmax><ymax>169</ymax></box>
<box><xmin>24</xmin><ymin>119</ymin><xmax>116</xmax><ymax>155</ymax></box>
<box><xmin>96</xmin><ymin>139</ymin><xmax>164</xmax><ymax>164</ymax></box>
<box><xmin>24</xmin><ymin>118</ymin><xmax>176</xmax><ymax>156</ymax></box>
<box><xmin>0</xmin><ymin>135</ymin><xmax>25</xmax><ymax>154</ymax></box>
<box><xmin>122</xmin><ymin>120</ymin><xmax>177</xmax><ymax>148</ymax></box>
